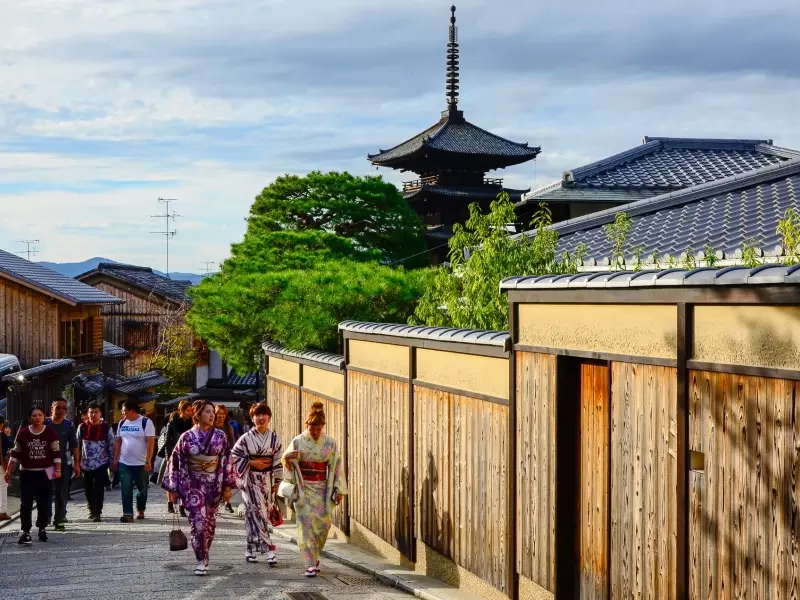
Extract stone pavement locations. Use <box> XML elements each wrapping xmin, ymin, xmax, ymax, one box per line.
<box><xmin>0</xmin><ymin>485</ymin><xmax>411</xmax><ymax>600</ymax></box>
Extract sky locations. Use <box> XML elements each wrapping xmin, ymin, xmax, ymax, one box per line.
<box><xmin>2</xmin><ymin>0</ymin><xmax>800</xmax><ymax>273</ymax></box>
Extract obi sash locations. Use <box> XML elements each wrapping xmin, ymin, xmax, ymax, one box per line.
<box><xmin>189</xmin><ymin>454</ymin><xmax>218</xmax><ymax>474</ymax></box>
<box><xmin>299</xmin><ymin>460</ymin><xmax>327</xmax><ymax>482</ymax></box>
<box><xmin>250</xmin><ymin>454</ymin><xmax>273</xmax><ymax>473</ymax></box>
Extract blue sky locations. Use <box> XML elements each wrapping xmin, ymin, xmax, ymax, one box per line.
<box><xmin>2</xmin><ymin>0</ymin><xmax>800</xmax><ymax>272</ymax></box>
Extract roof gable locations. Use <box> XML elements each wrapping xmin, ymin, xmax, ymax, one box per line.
<box><xmin>78</xmin><ymin>262</ymin><xmax>192</xmax><ymax>304</ymax></box>
<box><xmin>0</xmin><ymin>250</ymin><xmax>122</xmax><ymax>306</ymax></box>
<box><xmin>522</xmin><ymin>137</ymin><xmax>800</xmax><ymax>206</ymax></box>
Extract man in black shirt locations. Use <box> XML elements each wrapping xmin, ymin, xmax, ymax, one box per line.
<box><xmin>46</xmin><ymin>399</ymin><xmax>80</xmax><ymax>530</ymax></box>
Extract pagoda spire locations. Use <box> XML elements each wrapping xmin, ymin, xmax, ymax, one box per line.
<box><xmin>446</xmin><ymin>5</ymin><xmax>461</xmax><ymax>118</ymax></box>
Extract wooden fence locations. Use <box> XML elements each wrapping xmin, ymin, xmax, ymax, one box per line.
<box><xmin>264</xmin><ymin>266</ymin><xmax>800</xmax><ymax>600</ymax></box>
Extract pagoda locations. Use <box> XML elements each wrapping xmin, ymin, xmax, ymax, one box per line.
<box><xmin>369</xmin><ymin>5</ymin><xmax>540</xmax><ymax>263</ymax></box>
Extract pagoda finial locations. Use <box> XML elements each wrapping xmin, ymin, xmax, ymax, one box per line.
<box><xmin>446</xmin><ymin>5</ymin><xmax>460</xmax><ymax>115</ymax></box>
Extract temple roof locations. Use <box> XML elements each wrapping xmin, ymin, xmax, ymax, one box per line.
<box><xmin>403</xmin><ymin>183</ymin><xmax>530</xmax><ymax>202</ymax></box>
<box><xmin>369</xmin><ymin>113</ymin><xmax>540</xmax><ymax>171</ymax></box>
<box><xmin>520</xmin><ymin>137</ymin><xmax>800</xmax><ymax>208</ymax></box>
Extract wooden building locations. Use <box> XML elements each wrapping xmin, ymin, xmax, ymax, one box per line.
<box><xmin>368</xmin><ymin>6</ymin><xmax>540</xmax><ymax>263</ymax></box>
<box><xmin>77</xmin><ymin>262</ymin><xmax>206</xmax><ymax>383</ymax></box>
<box><xmin>0</xmin><ymin>249</ymin><xmax>122</xmax><ymax>369</ymax></box>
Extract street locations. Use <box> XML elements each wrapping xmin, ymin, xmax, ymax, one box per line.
<box><xmin>0</xmin><ymin>485</ymin><xmax>410</xmax><ymax>600</ymax></box>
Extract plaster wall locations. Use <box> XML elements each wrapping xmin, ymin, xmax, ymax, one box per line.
<box><xmin>303</xmin><ymin>365</ymin><xmax>344</xmax><ymax>401</ymax></box>
<box><xmin>348</xmin><ymin>339</ymin><xmax>409</xmax><ymax>378</ymax></box>
<box><xmin>694</xmin><ymin>305</ymin><xmax>800</xmax><ymax>369</ymax></box>
<box><xmin>416</xmin><ymin>348</ymin><xmax>509</xmax><ymax>399</ymax></box>
<box><xmin>518</xmin><ymin>303</ymin><xmax>677</xmax><ymax>359</ymax></box>
<box><xmin>268</xmin><ymin>356</ymin><xmax>300</xmax><ymax>385</ymax></box>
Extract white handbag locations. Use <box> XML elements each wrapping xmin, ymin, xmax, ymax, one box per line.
<box><xmin>277</xmin><ymin>480</ymin><xmax>297</xmax><ymax>502</ymax></box>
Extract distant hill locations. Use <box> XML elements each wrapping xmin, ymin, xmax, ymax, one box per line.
<box><xmin>37</xmin><ymin>257</ymin><xmax>206</xmax><ymax>284</ymax></box>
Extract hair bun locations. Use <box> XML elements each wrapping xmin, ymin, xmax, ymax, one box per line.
<box><xmin>305</xmin><ymin>401</ymin><xmax>327</xmax><ymax>428</ymax></box>
<box><xmin>310</xmin><ymin>401</ymin><xmax>324</xmax><ymax>412</ymax></box>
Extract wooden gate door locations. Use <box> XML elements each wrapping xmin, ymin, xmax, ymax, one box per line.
<box><xmin>579</xmin><ymin>361</ymin><xmax>610</xmax><ymax>600</ymax></box>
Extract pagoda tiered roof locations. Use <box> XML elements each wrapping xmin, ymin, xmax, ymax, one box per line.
<box><xmin>369</xmin><ymin>110</ymin><xmax>540</xmax><ymax>172</ymax></box>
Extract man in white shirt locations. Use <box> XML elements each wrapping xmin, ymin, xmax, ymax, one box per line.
<box><xmin>112</xmin><ymin>400</ymin><xmax>155</xmax><ymax>523</ymax></box>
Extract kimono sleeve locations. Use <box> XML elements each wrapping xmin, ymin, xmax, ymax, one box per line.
<box><xmin>330</xmin><ymin>438</ymin><xmax>348</xmax><ymax>495</ymax></box>
<box><xmin>161</xmin><ymin>431</ymin><xmax>189</xmax><ymax>495</ymax></box>
<box><xmin>219</xmin><ymin>434</ymin><xmax>238</xmax><ymax>490</ymax></box>
<box><xmin>271</xmin><ymin>433</ymin><xmax>284</xmax><ymax>483</ymax></box>
<box><xmin>230</xmin><ymin>434</ymin><xmax>250</xmax><ymax>482</ymax></box>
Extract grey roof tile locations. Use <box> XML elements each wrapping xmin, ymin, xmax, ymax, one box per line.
<box><xmin>338</xmin><ymin>320</ymin><xmax>510</xmax><ymax>349</ymax></box>
<box><xmin>1</xmin><ymin>359</ymin><xmax>75</xmax><ymax>382</ymax></box>
<box><xmin>226</xmin><ymin>371</ymin><xmax>258</xmax><ymax>387</ymax></box>
<box><xmin>501</xmin><ymin>265</ymin><xmax>800</xmax><ymax>290</ymax></box>
<box><xmin>263</xmin><ymin>343</ymin><xmax>345</xmax><ymax>370</ymax></box>
<box><xmin>78</xmin><ymin>262</ymin><xmax>192</xmax><ymax>304</ymax></box>
<box><xmin>103</xmin><ymin>341</ymin><xmax>130</xmax><ymax>359</ymax></box>
<box><xmin>0</xmin><ymin>250</ymin><xmax>122</xmax><ymax>305</ymax></box>
<box><xmin>544</xmin><ymin>160</ymin><xmax>800</xmax><ymax>264</ymax></box>
<box><xmin>111</xmin><ymin>370</ymin><xmax>170</xmax><ymax>394</ymax></box>
<box><xmin>521</xmin><ymin>137</ymin><xmax>800</xmax><ymax>207</ymax></box>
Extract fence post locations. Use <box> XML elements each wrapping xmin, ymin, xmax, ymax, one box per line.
<box><xmin>408</xmin><ymin>345</ymin><xmax>417</xmax><ymax>562</ymax></box>
<box><xmin>676</xmin><ymin>303</ymin><xmax>692</xmax><ymax>600</ymax></box>
<box><xmin>508</xmin><ymin>304</ymin><xmax>519</xmax><ymax>600</ymax></box>
<box><xmin>297</xmin><ymin>363</ymin><xmax>304</xmax><ymax>434</ymax></box>
<box><xmin>343</xmin><ymin>336</ymin><xmax>351</xmax><ymax>536</ymax></box>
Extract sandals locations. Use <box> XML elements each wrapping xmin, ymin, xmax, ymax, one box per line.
<box><xmin>245</xmin><ymin>552</ymin><xmax>258</xmax><ymax>564</ymax></box>
<box><xmin>304</xmin><ymin>567</ymin><xmax>317</xmax><ymax>578</ymax></box>
<box><xmin>267</xmin><ymin>552</ymin><xmax>278</xmax><ymax>566</ymax></box>
<box><xmin>194</xmin><ymin>566</ymin><xmax>207</xmax><ymax>576</ymax></box>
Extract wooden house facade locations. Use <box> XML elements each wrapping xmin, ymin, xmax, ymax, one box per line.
<box><xmin>0</xmin><ymin>250</ymin><xmax>122</xmax><ymax>369</ymax></box>
<box><xmin>77</xmin><ymin>263</ymin><xmax>204</xmax><ymax>383</ymax></box>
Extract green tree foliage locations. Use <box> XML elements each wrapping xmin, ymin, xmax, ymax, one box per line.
<box><xmin>778</xmin><ymin>207</ymin><xmax>800</xmax><ymax>265</ymax></box>
<box><xmin>148</xmin><ymin>319</ymin><xmax>197</xmax><ymax>395</ymax></box>
<box><xmin>187</xmin><ymin>172</ymin><xmax>429</xmax><ymax>372</ymax></box>
<box><xmin>604</xmin><ymin>212</ymin><xmax>632</xmax><ymax>271</ymax></box>
<box><xmin>246</xmin><ymin>170</ymin><xmax>427</xmax><ymax>267</ymax></box>
<box><xmin>410</xmin><ymin>194</ymin><xmax>581</xmax><ymax>331</ymax></box>
<box><xmin>741</xmin><ymin>238</ymin><xmax>762</xmax><ymax>268</ymax></box>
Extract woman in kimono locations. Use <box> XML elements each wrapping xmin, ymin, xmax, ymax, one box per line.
<box><xmin>214</xmin><ymin>405</ymin><xmax>236</xmax><ymax>513</ymax></box>
<box><xmin>162</xmin><ymin>400</ymin><xmax>236</xmax><ymax>576</ymax></box>
<box><xmin>282</xmin><ymin>402</ymin><xmax>347</xmax><ymax>578</ymax></box>
<box><xmin>231</xmin><ymin>402</ymin><xmax>283</xmax><ymax>565</ymax></box>
<box><xmin>159</xmin><ymin>399</ymin><xmax>193</xmax><ymax>516</ymax></box>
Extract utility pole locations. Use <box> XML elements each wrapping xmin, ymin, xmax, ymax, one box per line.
<box><xmin>150</xmin><ymin>198</ymin><xmax>179</xmax><ymax>278</ymax></box>
<box><xmin>201</xmin><ymin>262</ymin><xmax>215</xmax><ymax>276</ymax></box>
<box><xmin>17</xmin><ymin>239</ymin><xmax>40</xmax><ymax>262</ymax></box>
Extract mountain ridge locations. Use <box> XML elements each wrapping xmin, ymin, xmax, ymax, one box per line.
<box><xmin>37</xmin><ymin>256</ymin><xmax>206</xmax><ymax>284</ymax></box>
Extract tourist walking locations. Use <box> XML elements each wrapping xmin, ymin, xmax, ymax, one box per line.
<box><xmin>214</xmin><ymin>405</ymin><xmax>236</xmax><ymax>513</ymax></box>
<box><xmin>281</xmin><ymin>402</ymin><xmax>347</xmax><ymax>577</ymax></box>
<box><xmin>46</xmin><ymin>398</ymin><xmax>80</xmax><ymax>531</ymax></box>
<box><xmin>112</xmin><ymin>400</ymin><xmax>155</xmax><ymax>522</ymax></box>
<box><xmin>159</xmin><ymin>399</ymin><xmax>194</xmax><ymax>516</ymax></box>
<box><xmin>77</xmin><ymin>402</ymin><xmax>115</xmax><ymax>521</ymax></box>
<box><xmin>0</xmin><ymin>415</ymin><xmax>14</xmax><ymax>521</ymax></box>
<box><xmin>162</xmin><ymin>400</ymin><xmax>236</xmax><ymax>576</ymax></box>
<box><xmin>4</xmin><ymin>406</ymin><xmax>61</xmax><ymax>544</ymax></box>
<box><xmin>231</xmin><ymin>402</ymin><xmax>283</xmax><ymax>565</ymax></box>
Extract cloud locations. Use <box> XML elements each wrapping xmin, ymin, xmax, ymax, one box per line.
<box><xmin>1</xmin><ymin>0</ymin><xmax>800</xmax><ymax>270</ymax></box>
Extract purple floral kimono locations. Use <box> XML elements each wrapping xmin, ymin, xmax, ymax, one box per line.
<box><xmin>162</xmin><ymin>426</ymin><xmax>236</xmax><ymax>563</ymax></box>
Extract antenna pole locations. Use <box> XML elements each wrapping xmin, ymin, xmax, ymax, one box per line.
<box><xmin>17</xmin><ymin>239</ymin><xmax>40</xmax><ymax>262</ymax></box>
<box><xmin>201</xmin><ymin>261</ymin><xmax>215</xmax><ymax>276</ymax></box>
<box><xmin>151</xmin><ymin>198</ymin><xmax>179</xmax><ymax>278</ymax></box>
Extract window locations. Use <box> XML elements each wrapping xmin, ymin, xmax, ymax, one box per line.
<box><xmin>123</xmin><ymin>321</ymin><xmax>159</xmax><ymax>351</ymax></box>
<box><xmin>61</xmin><ymin>319</ymin><xmax>92</xmax><ymax>357</ymax></box>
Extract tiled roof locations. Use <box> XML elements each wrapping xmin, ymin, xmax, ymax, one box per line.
<box><xmin>263</xmin><ymin>343</ymin><xmax>345</xmax><ymax>371</ymax></box>
<box><xmin>0</xmin><ymin>250</ymin><xmax>122</xmax><ymax>306</ymax></box>
<box><xmin>1</xmin><ymin>359</ymin><xmax>75</xmax><ymax>382</ymax></box>
<box><xmin>158</xmin><ymin>392</ymin><xmax>200</xmax><ymax>408</ymax></box>
<box><xmin>226</xmin><ymin>371</ymin><xmax>258</xmax><ymax>387</ymax></box>
<box><xmin>103</xmin><ymin>341</ymin><xmax>130</xmax><ymax>359</ymax></box>
<box><xmin>73</xmin><ymin>372</ymin><xmax>107</xmax><ymax>395</ymax></box>
<box><xmin>406</xmin><ymin>185</ymin><xmax>530</xmax><ymax>202</ymax></box>
<box><xmin>522</xmin><ymin>158</ymin><xmax>800</xmax><ymax>267</ymax></box>
<box><xmin>111</xmin><ymin>370</ymin><xmax>170</xmax><ymax>395</ymax></box>
<box><xmin>369</xmin><ymin>113</ymin><xmax>540</xmax><ymax>167</ymax></box>
<box><xmin>338</xmin><ymin>321</ymin><xmax>510</xmax><ymax>350</ymax></box>
<box><xmin>78</xmin><ymin>262</ymin><xmax>192</xmax><ymax>304</ymax></box>
<box><xmin>501</xmin><ymin>265</ymin><xmax>800</xmax><ymax>291</ymax></box>
<box><xmin>521</xmin><ymin>137</ymin><xmax>800</xmax><ymax>207</ymax></box>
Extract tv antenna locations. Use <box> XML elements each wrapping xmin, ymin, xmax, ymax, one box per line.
<box><xmin>150</xmin><ymin>198</ymin><xmax>180</xmax><ymax>278</ymax></box>
<box><xmin>201</xmin><ymin>261</ymin><xmax>215</xmax><ymax>276</ymax></box>
<box><xmin>17</xmin><ymin>239</ymin><xmax>40</xmax><ymax>261</ymax></box>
